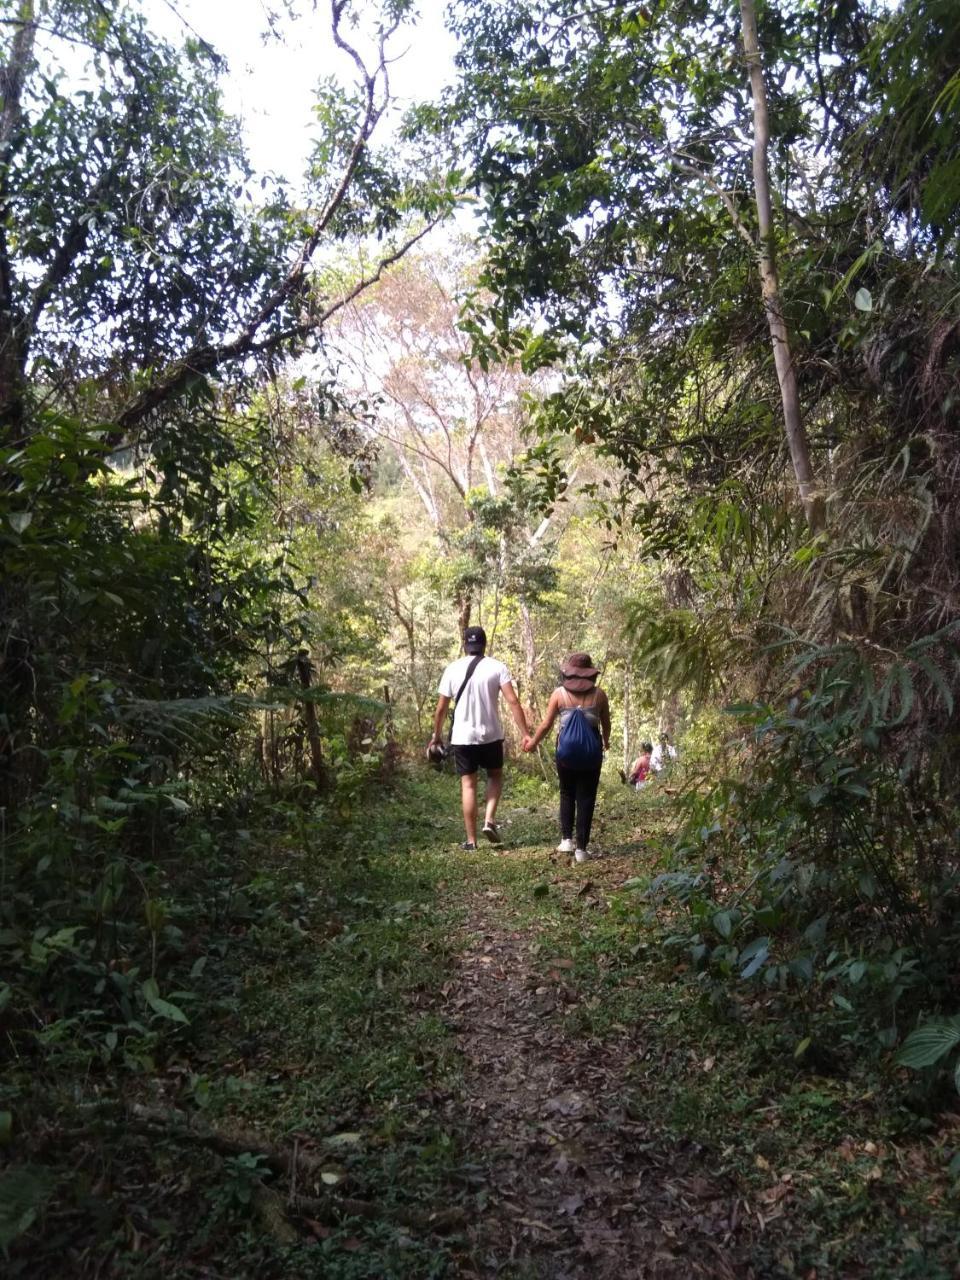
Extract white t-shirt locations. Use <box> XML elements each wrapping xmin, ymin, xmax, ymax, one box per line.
<box><xmin>650</xmin><ymin>742</ymin><xmax>677</xmax><ymax>772</ymax></box>
<box><xmin>438</xmin><ymin>655</ymin><xmax>514</xmax><ymax>745</ymax></box>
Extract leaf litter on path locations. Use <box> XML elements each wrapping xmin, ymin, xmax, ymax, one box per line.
<box><xmin>438</xmin><ymin>891</ymin><xmax>758</xmax><ymax>1279</ymax></box>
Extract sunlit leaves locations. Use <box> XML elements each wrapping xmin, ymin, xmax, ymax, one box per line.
<box><xmin>854</xmin><ymin>288</ymin><xmax>873</xmax><ymax>312</ymax></box>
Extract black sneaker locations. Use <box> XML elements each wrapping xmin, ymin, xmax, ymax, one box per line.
<box><xmin>482</xmin><ymin>822</ymin><xmax>501</xmax><ymax>844</ymax></box>
<box><xmin>460</xmin><ymin>841</ymin><xmax>478</xmax><ymax>851</ymax></box>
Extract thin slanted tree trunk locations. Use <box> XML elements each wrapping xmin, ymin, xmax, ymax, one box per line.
<box><xmin>520</xmin><ymin>601</ymin><xmax>538</xmax><ymax>719</ymax></box>
<box><xmin>295</xmin><ymin>650</ymin><xmax>324</xmax><ymax>788</ymax></box>
<box><xmin>622</xmin><ymin>670</ymin><xmax>630</xmax><ymax>778</ymax></box>
<box><xmin>740</xmin><ymin>0</ymin><xmax>825</xmax><ymax>534</ymax></box>
<box><xmin>457</xmin><ymin>594</ymin><xmax>472</xmax><ymax>642</ymax></box>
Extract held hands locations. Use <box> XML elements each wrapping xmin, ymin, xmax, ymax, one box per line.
<box><xmin>521</xmin><ymin>734</ymin><xmax>536</xmax><ymax>753</ymax></box>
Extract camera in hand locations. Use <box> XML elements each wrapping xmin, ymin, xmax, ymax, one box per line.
<box><xmin>427</xmin><ymin>740</ymin><xmax>448</xmax><ymax>767</ymax></box>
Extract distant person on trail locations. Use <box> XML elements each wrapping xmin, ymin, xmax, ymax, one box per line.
<box><xmin>522</xmin><ymin>652</ymin><xmax>611</xmax><ymax>863</ymax></box>
<box><xmin>650</xmin><ymin>732</ymin><xmax>677</xmax><ymax>774</ymax></box>
<box><xmin>428</xmin><ymin>626</ymin><xmax>531</xmax><ymax>851</ymax></box>
<box><xmin>629</xmin><ymin>742</ymin><xmax>654</xmax><ymax>788</ymax></box>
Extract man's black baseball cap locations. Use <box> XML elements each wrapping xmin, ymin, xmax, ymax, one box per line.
<box><xmin>464</xmin><ymin>626</ymin><xmax>487</xmax><ymax>654</ymax></box>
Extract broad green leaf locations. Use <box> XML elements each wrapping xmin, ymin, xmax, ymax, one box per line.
<box><xmin>739</xmin><ymin>936</ymin><xmax>769</xmax><ymax>978</ymax></box>
<box><xmin>740</xmin><ymin>948</ymin><xmax>768</xmax><ymax>979</ymax></box>
<box><xmin>325</xmin><ymin>1132</ymin><xmax>362</xmax><ymax>1147</ymax></box>
<box><xmin>854</xmin><ymin>287</ymin><xmax>873</xmax><ymax>311</ymax></box>
<box><xmin>141</xmin><ymin>978</ymin><xmax>189</xmax><ymax>1024</ymax></box>
<box><xmin>45</xmin><ymin>927</ymin><xmax>81</xmax><ymax>951</ymax></box>
<box><xmin>739</xmin><ymin>936</ymin><xmax>769</xmax><ymax>961</ymax></box>
<box><xmin>146</xmin><ymin>994</ymin><xmax>189</xmax><ymax>1023</ymax></box>
<box><xmin>897</xmin><ymin>1019</ymin><xmax>960</xmax><ymax>1069</ymax></box>
<box><xmin>0</xmin><ymin>1169</ymin><xmax>52</xmax><ymax>1248</ymax></box>
<box><xmin>858</xmin><ymin>872</ymin><xmax>877</xmax><ymax>899</ymax></box>
<box><xmin>713</xmin><ymin>910</ymin><xmax>733</xmax><ymax>939</ymax></box>
<box><xmin>803</xmin><ymin>914</ymin><xmax>830</xmax><ymax>945</ymax></box>
<box><xmin>8</xmin><ymin>512</ymin><xmax>32</xmax><ymax>534</ymax></box>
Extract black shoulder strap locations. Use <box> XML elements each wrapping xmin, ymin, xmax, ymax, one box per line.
<box><xmin>450</xmin><ymin>654</ymin><xmax>483</xmax><ymax>725</ymax></box>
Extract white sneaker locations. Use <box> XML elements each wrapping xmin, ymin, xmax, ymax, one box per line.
<box><xmin>556</xmin><ymin>838</ymin><xmax>575</xmax><ymax>853</ymax></box>
<box><xmin>574</xmin><ymin>848</ymin><xmax>589</xmax><ymax>863</ymax></box>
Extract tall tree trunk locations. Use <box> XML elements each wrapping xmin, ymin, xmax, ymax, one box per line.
<box><xmin>0</xmin><ymin>1</ymin><xmax>36</xmax><ymax>154</ymax></box>
<box><xmin>296</xmin><ymin>649</ymin><xmax>325</xmax><ymax>789</ymax></box>
<box><xmin>0</xmin><ymin>0</ymin><xmax>38</xmax><ymax>442</ymax></box>
<box><xmin>256</xmin><ymin>711</ymin><xmax>269</xmax><ymax>784</ymax></box>
<box><xmin>386</xmin><ymin>584</ymin><xmax>420</xmax><ymax>726</ymax></box>
<box><xmin>622</xmin><ymin>670</ymin><xmax>630</xmax><ymax>777</ymax></box>
<box><xmin>457</xmin><ymin>594</ymin><xmax>472</xmax><ymax>643</ymax></box>
<box><xmin>740</xmin><ymin>0</ymin><xmax>825</xmax><ymax>534</ymax></box>
<box><xmin>520</xmin><ymin>601</ymin><xmax>538</xmax><ymax>718</ymax></box>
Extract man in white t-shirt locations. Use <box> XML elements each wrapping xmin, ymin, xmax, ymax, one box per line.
<box><xmin>428</xmin><ymin>626</ymin><xmax>530</xmax><ymax>850</ymax></box>
<box><xmin>650</xmin><ymin>733</ymin><xmax>678</xmax><ymax>774</ymax></box>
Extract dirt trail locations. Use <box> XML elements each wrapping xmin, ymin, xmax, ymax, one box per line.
<box><xmin>445</xmin><ymin>890</ymin><xmax>755</xmax><ymax>1279</ymax></box>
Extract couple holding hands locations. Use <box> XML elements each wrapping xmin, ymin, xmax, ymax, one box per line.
<box><xmin>428</xmin><ymin>627</ymin><xmax>610</xmax><ymax>862</ymax></box>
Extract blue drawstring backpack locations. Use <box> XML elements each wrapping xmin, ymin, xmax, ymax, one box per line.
<box><xmin>556</xmin><ymin>704</ymin><xmax>603</xmax><ymax>770</ymax></box>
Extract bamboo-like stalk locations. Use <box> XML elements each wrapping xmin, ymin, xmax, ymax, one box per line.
<box><xmin>740</xmin><ymin>0</ymin><xmax>825</xmax><ymax>534</ymax></box>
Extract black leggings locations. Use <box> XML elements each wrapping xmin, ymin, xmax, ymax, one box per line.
<box><xmin>556</xmin><ymin>763</ymin><xmax>602</xmax><ymax>849</ymax></box>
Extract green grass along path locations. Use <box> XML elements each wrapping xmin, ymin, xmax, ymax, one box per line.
<box><xmin>10</xmin><ymin>772</ymin><xmax>958</xmax><ymax>1278</ymax></box>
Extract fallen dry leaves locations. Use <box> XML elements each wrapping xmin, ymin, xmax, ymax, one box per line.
<box><xmin>435</xmin><ymin>893</ymin><xmax>761</xmax><ymax>1278</ymax></box>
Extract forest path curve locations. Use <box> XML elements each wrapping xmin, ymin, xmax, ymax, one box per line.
<box><xmin>438</xmin><ymin>840</ymin><xmax>755</xmax><ymax>1279</ymax></box>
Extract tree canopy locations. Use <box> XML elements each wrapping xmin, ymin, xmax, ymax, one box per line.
<box><xmin>3</xmin><ymin>0</ymin><xmax>960</xmax><ymax>1273</ymax></box>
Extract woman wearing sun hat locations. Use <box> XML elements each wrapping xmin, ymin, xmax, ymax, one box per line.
<box><xmin>522</xmin><ymin>652</ymin><xmax>611</xmax><ymax>862</ymax></box>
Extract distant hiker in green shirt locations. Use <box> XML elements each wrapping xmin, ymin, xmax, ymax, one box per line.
<box><xmin>428</xmin><ymin>626</ymin><xmax>531</xmax><ymax>851</ymax></box>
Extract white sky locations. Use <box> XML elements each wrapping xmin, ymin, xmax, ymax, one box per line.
<box><xmin>143</xmin><ymin>0</ymin><xmax>458</xmax><ymax>185</ymax></box>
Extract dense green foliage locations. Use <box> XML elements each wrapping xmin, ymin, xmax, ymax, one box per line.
<box><xmin>0</xmin><ymin>0</ymin><xmax>445</xmax><ymax>1243</ymax></box>
<box><xmin>432</xmin><ymin>0</ymin><xmax>960</xmax><ymax>1067</ymax></box>
<box><xmin>3</xmin><ymin>0</ymin><xmax>960</xmax><ymax>1271</ymax></box>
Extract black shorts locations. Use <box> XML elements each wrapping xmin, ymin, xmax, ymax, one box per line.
<box><xmin>453</xmin><ymin>740</ymin><xmax>504</xmax><ymax>776</ymax></box>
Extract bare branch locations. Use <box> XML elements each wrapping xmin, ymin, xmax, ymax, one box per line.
<box><xmin>112</xmin><ymin>0</ymin><xmax>425</xmax><ymax>434</ymax></box>
<box><xmin>117</xmin><ymin>211</ymin><xmax>442</xmax><ymax>434</ymax></box>
<box><xmin>250</xmin><ymin>216</ymin><xmax>443</xmax><ymax>356</ymax></box>
<box><xmin>670</xmin><ymin>150</ymin><xmax>757</xmax><ymax>251</ymax></box>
